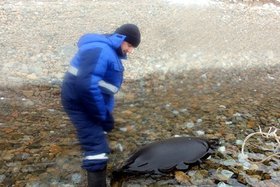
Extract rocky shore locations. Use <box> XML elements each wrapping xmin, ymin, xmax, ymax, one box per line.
<box><xmin>1</xmin><ymin>0</ymin><xmax>280</xmax><ymax>186</ymax></box>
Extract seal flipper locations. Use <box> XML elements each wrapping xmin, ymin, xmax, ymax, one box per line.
<box><xmin>158</xmin><ymin>165</ymin><xmax>176</xmax><ymax>174</ymax></box>
<box><xmin>154</xmin><ymin>169</ymin><xmax>164</xmax><ymax>175</ymax></box>
<box><xmin>176</xmin><ymin>162</ymin><xmax>189</xmax><ymax>170</ymax></box>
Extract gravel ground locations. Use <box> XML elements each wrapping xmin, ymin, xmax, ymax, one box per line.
<box><xmin>1</xmin><ymin>0</ymin><xmax>280</xmax><ymax>86</ymax></box>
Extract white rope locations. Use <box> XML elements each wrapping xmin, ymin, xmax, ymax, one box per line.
<box><xmin>241</xmin><ymin>125</ymin><xmax>280</xmax><ymax>163</ymax></box>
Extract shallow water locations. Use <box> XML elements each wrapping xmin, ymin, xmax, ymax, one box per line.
<box><xmin>1</xmin><ymin>66</ymin><xmax>279</xmax><ymax>186</ymax></box>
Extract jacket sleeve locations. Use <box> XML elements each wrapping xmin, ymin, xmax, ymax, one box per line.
<box><xmin>77</xmin><ymin>47</ymin><xmax>109</xmax><ymax>121</ymax></box>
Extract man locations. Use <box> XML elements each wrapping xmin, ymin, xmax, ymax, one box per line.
<box><xmin>61</xmin><ymin>24</ymin><xmax>141</xmax><ymax>186</ymax></box>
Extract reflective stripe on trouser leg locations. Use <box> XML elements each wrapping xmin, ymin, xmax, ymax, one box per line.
<box><xmin>85</xmin><ymin>153</ymin><xmax>108</xmax><ymax>160</ymax></box>
<box><xmin>83</xmin><ymin>153</ymin><xmax>109</xmax><ymax>171</ymax></box>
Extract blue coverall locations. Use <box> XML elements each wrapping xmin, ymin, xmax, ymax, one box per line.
<box><xmin>61</xmin><ymin>33</ymin><xmax>126</xmax><ymax>171</ymax></box>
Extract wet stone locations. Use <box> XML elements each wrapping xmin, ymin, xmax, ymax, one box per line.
<box><xmin>0</xmin><ymin>175</ymin><xmax>6</xmax><ymax>183</ymax></box>
<box><xmin>222</xmin><ymin>159</ymin><xmax>237</xmax><ymax>166</ymax></box>
<box><xmin>217</xmin><ymin>182</ymin><xmax>232</xmax><ymax>187</ymax></box>
<box><xmin>71</xmin><ymin>173</ymin><xmax>82</xmax><ymax>184</ymax></box>
<box><xmin>14</xmin><ymin>153</ymin><xmax>31</xmax><ymax>161</ymax></box>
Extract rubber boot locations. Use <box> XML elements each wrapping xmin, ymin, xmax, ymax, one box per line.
<box><xmin>87</xmin><ymin>169</ymin><xmax>106</xmax><ymax>187</ymax></box>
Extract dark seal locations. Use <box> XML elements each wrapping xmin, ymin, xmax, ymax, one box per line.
<box><xmin>111</xmin><ymin>136</ymin><xmax>218</xmax><ymax>186</ymax></box>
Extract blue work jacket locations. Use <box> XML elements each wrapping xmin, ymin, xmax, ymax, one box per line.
<box><xmin>61</xmin><ymin>33</ymin><xmax>126</xmax><ymax>131</ymax></box>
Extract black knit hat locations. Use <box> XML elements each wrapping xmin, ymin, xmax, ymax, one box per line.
<box><xmin>115</xmin><ymin>24</ymin><xmax>141</xmax><ymax>47</ymax></box>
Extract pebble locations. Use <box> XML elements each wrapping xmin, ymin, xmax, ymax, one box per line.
<box><xmin>0</xmin><ymin>175</ymin><xmax>6</xmax><ymax>183</ymax></box>
<box><xmin>195</xmin><ymin>130</ymin><xmax>205</xmax><ymax>136</ymax></box>
<box><xmin>217</xmin><ymin>182</ymin><xmax>232</xmax><ymax>187</ymax></box>
<box><xmin>26</xmin><ymin>182</ymin><xmax>43</xmax><ymax>187</ymax></box>
<box><xmin>218</xmin><ymin>146</ymin><xmax>226</xmax><ymax>153</ymax></box>
<box><xmin>71</xmin><ymin>173</ymin><xmax>82</xmax><ymax>184</ymax></box>
<box><xmin>222</xmin><ymin>159</ymin><xmax>237</xmax><ymax>166</ymax></box>
<box><xmin>221</xmin><ymin>170</ymin><xmax>234</xmax><ymax>179</ymax></box>
<box><xmin>196</xmin><ymin>119</ymin><xmax>203</xmax><ymax>124</ymax></box>
<box><xmin>172</xmin><ymin>110</ymin><xmax>179</xmax><ymax>115</ymax></box>
<box><xmin>219</xmin><ymin>105</ymin><xmax>227</xmax><ymax>109</ymax></box>
<box><xmin>235</xmin><ymin>139</ymin><xmax>243</xmax><ymax>145</ymax></box>
<box><xmin>184</xmin><ymin>122</ymin><xmax>194</xmax><ymax>128</ymax></box>
<box><xmin>225</xmin><ymin>121</ymin><xmax>233</xmax><ymax>125</ymax></box>
<box><xmin>20</xmin><ymin>153</ymin><xmax>30</xmax><ymax>160</ymax></box>
<box><xmin>119</xmin><ymin>127</ymin><xmax>128</xmax><ymax>132</ymax></box>
<box><xmin>179</xmin><ymin>108</ymin><xmax>188</xmax><ymax>113</ymax></box>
